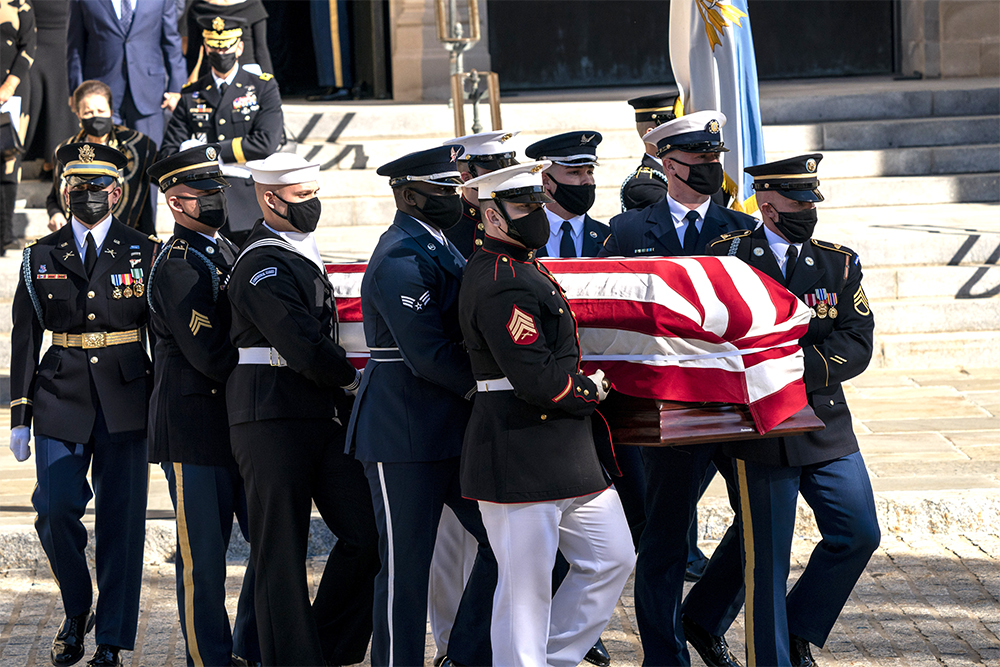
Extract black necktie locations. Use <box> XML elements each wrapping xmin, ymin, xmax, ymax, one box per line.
<box><xmin>120</xmin><ymin>0</ymin><xmax>133</xmax><ymax>33</ymax></box>
<box><xmin>219</xmin><ymin>82</ymin><xmax>228</xmax><ymax>98</ymax></box>
<box><xmin>682</xmin><ymin>211</ymin><xmax>700</xmax><ymax>255</ymax></box>
<box><xmin>560</xmin><ymin>221</ymin><xmax>576</xmax><ymax>258</ymax></box>
<box><xmin>785</xmin><ymin>244</ymin><xmax>798</xmax><ymax>284</ymax></box>
<box><xmin>84</xmin><ymin>232</ymin><xmax>98</xmax><ymax>277</ymax></box>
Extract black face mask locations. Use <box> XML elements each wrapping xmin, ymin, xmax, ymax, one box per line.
<box><xmin>497</xmin><ymin>203</ymin><xmax>550</xmax><ymax>250</ymax></box>
<box><xmin>772</xmin><ymin>207</ymin><xmax>818</xmax><ymax>244</ymax></box>
<box><xmin>273</xmin><ymin>194</ymin><xmax>322</xmax><ymax>233</ymax></box>
<box><xmin>81</xmin><ymin>115</ymin><xmax>113</xmax><ymax>138</ymax></box>
<box><xmin>414</xmin><ymin>191</ymin><xmax>463</xmax><ymax>231</ymax></box>
<box><xmin>68</xmin><ymin>189</ymin><xmax>113</xmax><ymax>225</ymax></box>
<box><xmin>670</xmin><ymin>157</ymin><xmax>725</xmax><ymax>196</ymax></box>
<box><xmin>176</xmin><ymin>191</ymin><xmax>228</xmax><ymax>229</ymax></box>
<box><xmin>549</xmin><ymin>177</ymin><xmax>596</xmax><ymax>216</ymax></box>
<box><xmin>207</xmin><ymin>50</ymin><xmax>238</xmax><ymax>74</ymax></box>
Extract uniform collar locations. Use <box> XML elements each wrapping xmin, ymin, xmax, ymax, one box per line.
<box><xmin>482</xmin><ymin>234</ymin><xmax>535</xmax><ymax>263</ymax></box>
<box><xmin>173</xmin><ymin>223</ymin><xmax>221</xmax><ymax>257</ymax></box>
<box><xmin>71</xmin><ymin>214</ymin><xmax>114</xmax><ymax>253</ymax></box>
<box><xmin>762</xmin><ymin>223</ymin><xmax>803</xmax><ymax>268</ymax></box>
<box><xmin>666</xmin><ymin>193</ymin><xmax>711</xmax><ymax>228</ymax></box>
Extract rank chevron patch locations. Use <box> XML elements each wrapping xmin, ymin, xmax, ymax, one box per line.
<box><xmin>189</xmin><ymin>310</ymin><xmax>213</xmax><ymax>335</ymax></box>
<box><xmin>401</xmin><ymin>290</ymin><xmax>431</xmax><ymax>311</ymax></box>
<box><xmin>853</xmin><ymin>286</ymin><xmax>871</xmax><ymax>316</ymax></box>
<box><xmin>507</xmin><ymin>305</ymin><xmax>538</xmax><ymax>345</ymax></box>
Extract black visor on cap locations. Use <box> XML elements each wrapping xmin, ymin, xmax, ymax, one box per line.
<box><xmin>67</xmin><ymin>174</ymin><xmax>117</xmax><ymax>188</ymax></box>
<box><xmin>493</xmin><ymin>185</ymin><xmax>554</xmax><ymax>204</ymax></box>
<box><xmin>753</xmin><ymin>180</ymin><xmax>824</xmax><ymax>203</ymax></box>
<box><xmin>661</xmin><ymin>141</ymin><xmax>729</xmax><ymax>156</ymax></box>
<box><xmin>183</xmin><ymin>176</ymin><xmax>231</xmax><ymax>191</ymax></box>
<box><xmin>467</xmin><ymin>155</ymin><xmax>518</xmax><ymax>172</ymax></box>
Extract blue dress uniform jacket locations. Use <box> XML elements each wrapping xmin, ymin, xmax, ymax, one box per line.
<box><xmin>619</xmin><ymin>153</ymin><xmax>669</xmax><ymax>211</ymax></box>
<box><xmin>346</xmin><ymin>211</ymin><xmax>476</xmax><ymax>462</ymax></box>
<box><xmin>11</xmin><ymin>221</ymin><xmax>158</xmax><ymax>443</ymax></box>
<box><xmin>443</xmin><ymin>195</ymin><xmax>486</xmax><ymax>259</ymax></box>
<box><xmin>600</xmin><ymin>198</ymin><xmax>754</xmax><ymax>257</ymax></box>
<box><xmin>536</xmin><ymin>214</ymin><xmax>611</xmax><ymax>259</ymax></box>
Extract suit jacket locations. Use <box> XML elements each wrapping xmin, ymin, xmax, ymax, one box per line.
<box><xmin>707</xmin><ymin>226</ymin><xmax>875</xmax><ymax>467</ymax></box>
<box><xmin>600</xmin><ymin>198</ymin><xmax>755</xmax><ymax>258</ymax></box>
<box><xmin>10</xmin><ymin>220</ymin><xmax>158</xmax><ymax>443</ymax></box>
<box><xmin>619</xmin><ymin>153</ymin><xmax>668</xmax><ymax>212</ymax></box>
<box><xmin>67</xmin><ymin>0</ymin><xmax>186</xmax><ymax>117</ymax></box>
<box><xmin>147</xmin><ymin>225</ymin><xmax>240</xmax><ymax>466</ymax></box>
<box><xmin>347</xmin><ymin>211</ymin><xmax>476</xmax><ymax>463</ymax></box>
<box><xmin>536</xmin><ymin>214</ymin><xmax>611</xmax><ymax>259</ymax></box>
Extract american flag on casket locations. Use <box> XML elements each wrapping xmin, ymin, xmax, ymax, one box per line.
<box><xmin>325</xmin><ymin>256</ymin><xmax>812</xmax><ymax>434</ymax></box>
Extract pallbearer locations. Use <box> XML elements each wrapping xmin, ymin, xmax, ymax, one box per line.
<box><xmin>619</xmin><ymin>92</ymin><xmax>677</xmax><ymax>211</ymax></box>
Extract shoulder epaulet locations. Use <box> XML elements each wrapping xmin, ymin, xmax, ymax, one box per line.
<box><xmin>180</xmin><ymin>81</ymin><xmax>198</xmax><ymax>93</ymax></box>
<box><xmin>710</xmin><ymin>229</ymin><xmax>751</xmax><ymax>246</ymax></box>
<box><xmin>810</xmin><ymin>238</ymin><xmax>853</xmax><ymax>256</ymax></box>
<box><xmin>258</xmin><ymin>72</ymin><xmax>274</xmax><ymax>81</ymax></box>
<box><xmin>165</xmin><ymin>238</ymin><xmax>189</xmax><ymax>259</ymax></box>
<box><xmin>148</xmin><ymin>234</ymin><xmax>161</xmax><ymax>243</ymax></box>
<box><xmin>25</xmin><ymin>239</ymin><xmax>36</xmax><ymax>248</ymax></box>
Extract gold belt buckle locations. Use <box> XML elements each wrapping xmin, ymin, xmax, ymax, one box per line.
<box><xmin>268</xmin><ymin>348</ymin><xmax>287</xmax><ymax>367</ymax></box>
<box><xmin>82</xmin><ymin>332</ymin><xmax>107</xmax><ymax>349</ymax></box>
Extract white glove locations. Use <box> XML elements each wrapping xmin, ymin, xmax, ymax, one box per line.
<box><xmin>587</xmin><ymin>369</ymin><xmax>610</xmax><ymax>402</ymax></box>
<box><xmin>9</xmin><ymin>426</ymin><xmax>31</xmax><ymax>462</ymax></box>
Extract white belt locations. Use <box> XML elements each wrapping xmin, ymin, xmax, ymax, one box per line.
<box><xmin>238</xmin><ymin>347</ymin><xmax>287</xmax><ymax>367</ymax></box>
<box><xmin>477</xmin><ymin>377</ymin><xmax>514</xmax><ymax>392</ymax></box>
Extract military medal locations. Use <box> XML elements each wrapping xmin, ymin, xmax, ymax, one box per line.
<box><xmin>829</xmin><ymin>306</ymin><xmax>838</xmax><ymax>319</ymax></box>
<box><xmin>134</xmin><ymin>282</ymin><xmax>144</xmax><ymax>297</ymax></box>
<box><xmin>130</xmin><ymin>269</ymin><xmax>144</xmax><ymax>297</ymax></box>
<box><xmin>123</xmin><ymin>286</ymin><xmax>133</xmax><ymax>298</ymax></box>
<box><xmin>816</xmin><ymin>302</ymin><xmax>828</xmax><ymax>318</ymax></box>
<box><xmin>111</xmin><ymin>273</ymin><xmax>123</xmax><ymax>299</ymax></box>
<box><xmin>113</xmin><ymin>287</ymin><xmax>123</xmax><ymax>299</ymax></box>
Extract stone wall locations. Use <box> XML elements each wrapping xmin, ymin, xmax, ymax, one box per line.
<box><xmin>901</xmin><ymin>0</ymin><xmax>1000</xmax><ymax>78</ymax></box>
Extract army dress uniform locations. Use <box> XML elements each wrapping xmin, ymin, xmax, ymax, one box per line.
<box><xmin>619</xmin><ymin>92</ymin><xmax>679</xmax><ymax>212</ymax></box>
<box><xmin>10</xmin><ymin>143</ymin><xmax>158</xmax><ymax>655</ymax></box>
<box><xmin>707</xmin><ymin>154</ymin><xmax>880</xmax><ymax>667</ymax></box>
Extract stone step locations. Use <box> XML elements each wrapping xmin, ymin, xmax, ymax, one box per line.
<box><xmin>873</xmin><ymin>330</ymin><xmax>1000</xmax><ymax>369</ymax></box>
<box><xmin>818</xmin><ymin>172</ymin><xmax>1000</xmax><ymax>208</ymax></box>
<box><xmin>871</xmin><ymin>296</ymin><xmax>1000</xmax><ymax>334</ymax></box>
<box><xmin>763</xmin><ymin>115</ymin><xmax>1000</xmax><ymax>153</ymax></box>
<box><xmin>864</xmin><ymin>265</ymin><xmax>1000</xmax><ymax>300</ymax></box>
<box><xmin>768</xmin><ymin>144</ymin><xmax>1000</xmax><ymax>178</ymax></box>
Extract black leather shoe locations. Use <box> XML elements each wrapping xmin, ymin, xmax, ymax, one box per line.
<box><xmin>584</xmin><ymin>636</ymin><xmax>612</xmax><ymax>666</ymax></box>
<box><xmin>685</xmin><ymin>556</ymin><xmax>710</xmax><ymax>582</ymax></box>
<box><xmin>51</xmin><ymin>610</ymin><xmax>95</xmax><ymax>665</ymax></box>
<box><xmin>790</xmin><ymin>635</ymin><xmax>817</xmax><ymax>667</ymax></box>
<box><xmin>231</xmin><ymin>655</ymin><xmax>262</xmax><ymax>666</ymax></box>
<box><xmin>86</xmin><ymin>645</ymin><xmax>122</xmax><ymax>667</ymax></box>
<box><xmin>682</xmin><ymin>614</ymin><xmax>743</xmax><ymax>667</ymax></box>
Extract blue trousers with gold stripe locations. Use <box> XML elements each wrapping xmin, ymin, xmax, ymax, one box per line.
<box><xmin>162</xmin><ymin>462</ymin><xmax>259</xmax><ymax>666</ymax></box>
<box><xmin>734</xmin><ymin>451</ymin><xmax>880</xmax><ymax>666</ymax></box>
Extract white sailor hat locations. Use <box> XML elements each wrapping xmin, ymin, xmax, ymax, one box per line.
<box><xmin>246</xmin><ymin>153</ymin><xmax>321</xmax><ymax>185</ymax></box>
<box><xmin>442</xmin><ymin>130</ymin><xmax>520</xmax><ymax>167</ymax></box>
<box><xmin>465</xmin><ymin>160</ymin><xmax>555</xmax><ymax>203</ymax></box>
<box><xmin>644</xmin><ymin>110</ymin><xmax>729</xmax><ymax>157</ymax></box>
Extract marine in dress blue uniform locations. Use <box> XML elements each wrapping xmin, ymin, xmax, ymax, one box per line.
<box><xmin>346</xmin><ymin>146</ymin><xmax>497</xmax><ymax>667</ymax></box>
<box><xmin>707</xmin><ymin>155</ymin><xmax>880</xmax><ymax>667</ymax></box>
<box><xmin>619</xmin><ymin>92</ymin><xmax>677</xmax><ymax>212</ymax></box>
<box><xmin>145</xmin><ymin>145</ymin><xmax>259</xmax><ymax>666</ymax></box>
<box><xmin>9</xmin><ymin>143</ymin><xmax>158</xmax><ymax>667</ymax></box>
<box><xmin>600</xmin><ymin>112</ymin><xmax>753</xmax><ymax>667</ymax></box>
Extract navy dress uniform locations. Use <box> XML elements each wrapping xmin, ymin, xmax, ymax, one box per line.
<box><xmin>707</xmin><ymin>155</ymin><xmax>880</xmax><ymax>667</ymax></box>
<box><xmin>9</xmin><ymin>143</ymin><xmax>158</xmax><ymax>666</ymax></box>
<box><xmin>145</xmin><ymin>146</ymin><xmax>259</xmax><ymax>666</ymax></box>
<box><xmin>599</xmin><ymin>112</ymin><xmax>753</xmax><ymax>666</ymax></box>
<box><xmin>442</xmin><ymin>130</ymin><xmax>521</xmax><ymax>259</ymax></box>
<box><xmin>346</xmin><ymin>146</ymin><xmax>497</xmax><ymax>667</ymax></box>
<box><xmin>161</xmin><ymin>15</ymin><xmax>283</xmax><ymax>246</ymax></box>
<box><xmin>459</xmin><ymin>162</ymin><xmax>635</xmax><ymax>667</ymax></box>
<box><xmin>226</xmin><ymin>154</ymin><xmax>378</xmax><ymax>666</ymax></box>
<box><xmin>619</xmin><ymin>92</ymin><xmax>678</xmax><ymax>212</ymax></box>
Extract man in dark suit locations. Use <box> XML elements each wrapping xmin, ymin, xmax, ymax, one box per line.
<box><xmin>8</xmin><ymin>143</ymin><xmax>159</xmax><ymax>667</ymax></box>
<box><xmin>67</xmin><ymin>0</ymin><xmax>186</xmax><ymax>147</ymax></box>
<box><xmin>145</xmin><ymin>145</ymin><xmax>259</xmax><ymax>667</ymax></box>
<box><xmin>707</xmin><ymin>154</ymin><xmax>880</xmax><ymax>667</ymax></box>
<box><xmin>524</xmin><ymin>131</ymin><xmax>610</xmax><ymax>258</ymax></box>
<box><xmin>226</xmin><ymin>152</ymin><xmax>378</xmax><ymax>666</ymax></box>
<box><xmin>601</xmin><ymin>111</ymin><xmax>753</xmax><ymax>667</ymax></box>
<box><xmin>161</xmin><ymin>15</ymin><xmax>284</xmax><ymax>248</ymax></box>
<box><xmin>346</xmin><ymin>146</ymin><xmax>496</xmax><ymax>667</ymax></box>
<box><xmin>619</xmin><ymin>92</ymin><xmax>676</xmax><ymax>212</ymax></box>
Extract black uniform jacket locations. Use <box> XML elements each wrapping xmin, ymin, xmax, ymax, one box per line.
<box><xmin>459</xmin><ymin>235</ymin><xmax>614</xmax><ymax>504</ymax></box>
<box><xmin>707</xmin><ymin>226</ymin><xmax>875</xmax><ymax>467</ymax></box>
<box><xmin>147</xmin><ymin>225</ymin><xmax>240</xmax><ymax>466</ymax></box>
<box><xmin>225</xmin><ymin>221</ymin><xmax>358</xmax><ymax>426</ymax></box>
<box><xmin>443</xmin><ymin>195</ymin><xmax>486</xmax><ymax>260</ymax></box>
<box><xmin>600</xmin><ymin>198</ymin><xmax>754</xmax><ymax>257</ymax></box>
<box><xmin>11</xmin><ymin>220</ymin><xmax>158</xmax><ymax>443</ymax></box>
<box><xmin>535</xmin><ymin>214</ymin><xmax>611</xmax><ymax>259</ymax></box>
<box><xmin>619</xmin><ymin>153</ymin><xmax>668</xmax><ymax>212</ymax></box>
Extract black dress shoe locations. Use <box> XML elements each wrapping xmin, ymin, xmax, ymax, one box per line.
<box><xmin>790</xmin><ymin>634</ymin><xmax>817</xmax><ymax>667</ymax></box>
<box><xmin>86</xmin><ymin>645</ymin><xmax>122</xmax><ymax>667</ymax></box>
<box><xmin>682</xmin><ymin>614</ymin><xmax>743</xmax><ymax>667</ymax></box>
<box><xmin>685</xmin><ymin>556</ymin><xmax>710</xmax><ymax>582</ymax></box>
<box><xmin>51</xmin><ymin>610</ymin><xmax>95</xmax><ymax>665</ymax></box>
<box><xmin>584</xmin><ymin>636</ymin><xmax>611</xmax><ymax>666</ymax></box>
<box><xmin>231</xmin><ymin>654</ymin><xmax>262</xmax><ymax>666</ymax></box>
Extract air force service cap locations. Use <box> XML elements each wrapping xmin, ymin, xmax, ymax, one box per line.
<box><xmin>199</xmin><ymin>15</ymin><xmax>246</xmax><ymax>50</ymax></box>
<box><xmin>644</xmin><ymin>110</ymin><xmax>729</xmax><ymax>157</ymax></box>
<box><xmin>442</xmin><ymin>130</ymin><xmax>519</xmax><ymax>171</ymax></box>
<box><xmin>377</xmin><ymin>145</ymin><xmax>464</xmax><ymax>188</ymax></box>
<box><xmin>524</xmin><ymin>131</ymin><xmax>602</xmax><ymax>167</ymax></box>
<box><xmin>148</xmin><ymin>144</ymin><xmax>229</xmax><ymax>193</ymax></box>
<box><xmin>57</xmin><ymin>142</ymin><xmax>127</xmax><ymax>187</ymax></box>
<box><xmin>627</xmin><ymin>92</ymin><xmax>679</xmax><ymax>125</ymax></box>
<box><xmin>465</xmin><ymin>161</ymin><xmax>554</xmax><ymax>204</ymax></box>
<box><xmin>746</xmin><ymin>153</ymin><xmax>825</xmax><ymax>202</ymax></box>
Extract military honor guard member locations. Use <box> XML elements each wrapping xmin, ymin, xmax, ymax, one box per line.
<box><xmin>346</xmin><ymin>146</ymin><xmax>497</xmax><ymax>667</ymax></box>
<box><xmin>226</xmin><ymin>153</ymin><xmax>378</xmax><ymax>666</ymax></box>
<box><xmin>600</xmin><ymin>111</ymin><xmax>754</xmax><ymax>667</ymax></box>
<box><xmin>145</xmin><ymin>145</ymin><xmax>260</xmax><ymax>667</ymax></box>
<box><xmin>707</xmin><ymin>155</ymin><xmax>880</xmax><ymax>667</ymax></box>
<box><xmin>161</xmin><ymin>15</ymin><xmax>283</xmax><ymax>247</ymax></box>
<box><xmin>9</xmin><ymin>143</ymin><xmax>159</xmax><ymax>667</ymax></box>
<box><xmin>619</xmin><ymin>92</ymin><xmax>677</xmax><ymax>212</ymax></box>
<box><xmin>458</xmin><ymin>161</ymin><xmax>635</xmax><ymax>667</ymax></box>
<box><xmin>524</xmin><ymin>131</ymin><xmax>610</xmax><ymax>258</ymax></box>
<box><xmin>441</xmin><ymin>129</ymin><xmax>520</xmax><ymax>259</ymax></box>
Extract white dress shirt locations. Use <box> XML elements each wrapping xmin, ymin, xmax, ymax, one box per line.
<box><xmin>666</xmin><ymin>194</ymin><xmax>712</xmax><ymax>240</ymax></box>
<box><xmin>543</xmin><ymin>207</ymin><xmax>584</xmax><ymax>258</ymax></box>
<box><xmin>71</xmin><ymin>214</ymin><xmax>114</xmax><ymax>256</ymax></box>
<box><xmin>762</xmin><ymin>223</ymin><xmax>803</xmax><ymax>279</ymax></box>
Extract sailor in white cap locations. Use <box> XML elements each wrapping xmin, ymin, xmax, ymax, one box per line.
<box><xmin>459</xmin><ymin>161</ymin><xmax>636</xmax><ymax>667</ymax></box>
<box><xmin>225</xmin><ymin>152</ymin><xmax>380</xmax><ymax>665</ymax></box>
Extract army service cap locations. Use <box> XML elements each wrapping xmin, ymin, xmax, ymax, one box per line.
<box><xmin>442</xmin><ymin>130</ymin><xmax>519</xmax><ymax>170</ymax></box>
<box><xmin>465</xmin><ymin>161</ymin><xmax>555</xmax><ymax>204</ymax></box>
<box><xmin>644</xmin><ymin>110</ymin><xmax>729</xmax><ymax>157</ymax></box>
<box><xmin>246</xmin><ymin>153</ymin><xmax>321</xmax><ymax>186</ymax></box>
<box><xmin>377</xmin><ymin>145</ymin><xmax>465</xmax><ymax>188</ymax></box>
<box><xmin>627</xmin><ymin>92</ymin><xmax>679</xmax><ymax>124</ymax></box>
<box><xmin>199</xmin><ymin>15</ymin><xmax>247</xmax><ymax>50</ymax></box>
<box><xmin>57</xmin><ymin>142</ymin><xmax>127</xmax><ymax>186</ymax></box>
<box><xmin>148</xmin><ymin>144</ymin><xmax>229</xmax><ymax>193</ymax></box>
<box><xmin>524</xmin><ymin>131</ymin><xmax>602</xmax><ymax>167</ymax></box>
<box><xmin>746</xmin><ymin>153</ymin><xmax>825</xmax><ymax>202</ymax></box>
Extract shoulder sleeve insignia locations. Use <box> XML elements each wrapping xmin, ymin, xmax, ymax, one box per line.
<box><xmin>507</xmin><ymin>305</ymin><xmax>538</xmax><ymax>345</ymax></box>
<box><xmin>189</xmin><ymin>310</ymin><xmax>213</xmax><ymax>335</ymax></box>
<box><xmin>258</xmin><ymin>72</ymin><xmax>274</xmax><ymax>81</ymax></box>
<box><xmin>400</xmin><ymin>290</ymin><xmax>431</xmax><ymax>311</ymax></box>
<box><xmin>250</xmin><ymin>267</ymin><xmax>277</xmax><ymax>285</ymax></box>
<box><xmin>853</xmin><ymin>286</ymin><xmax>871</xmax><ymax>316</ymax></box>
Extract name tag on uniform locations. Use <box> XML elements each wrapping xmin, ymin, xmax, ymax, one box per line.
<box><xmin>36</xmin><ymin>273</ymin><xmax>67</xmax><ymax>279</ymax></box>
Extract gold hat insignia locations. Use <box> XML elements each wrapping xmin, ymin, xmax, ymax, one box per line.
<box><xmin>78</xmin><ymin>144</ymin><xmax>96</xmax><ymax>163</ymax></box>
<box><xmin>530</xmin><ymin>164</ymin><xmax>544</xmax><ymax>173</ymax></box>
<box><xmin>806</xmin><ymin>158</ymin><xmax>817</xmax><ymax>172</ymax></box>
<box><xmin>499</xmin><ymin>133</ymin><xmax>512</xmax><ymax>143</ymax></box>
<box><xmin>580</xmin><ymin>134</ymin><xmax>595</xmax><ymax>144</ymax></box>
<box><xmin>212</xmin><ymin>16</ymin><xmax>225</xmax><ymax>31</ymax></box>
<box><xmin>206</xmin><ymin>147</ymin><xmax>217</xmax><ymax>160</ymax></box>
<box><xmin>707</xmin><ymin>120</ymin><xmax>720</xmax><ymax>134</ymax></box>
